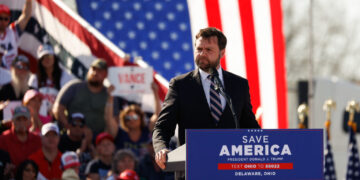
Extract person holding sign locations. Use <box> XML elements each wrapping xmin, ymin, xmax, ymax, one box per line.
<box><xmin>152</xmin><ymin>27</ymin><xmax>260</xmax><ymax>169</ymax></box>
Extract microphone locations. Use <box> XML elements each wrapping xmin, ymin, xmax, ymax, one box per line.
<box><xmin>209</xmin><ymin>67</ymin><xmax>224</xmax><ymax>93</ymax></box>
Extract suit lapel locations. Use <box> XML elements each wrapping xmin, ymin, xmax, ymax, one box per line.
<box><xmin>192</xmin><ymin>68</ymin><xmax>212</xmax><ymax>113</ymax></box>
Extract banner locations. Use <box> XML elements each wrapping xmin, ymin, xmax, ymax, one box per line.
<box><xmin>108</xmin><ymin>66</ymin><xmax>153</xmax><ymax>96</ymax></box>
<box><xmin>186</xmin><ymin>129</ymin><xmax>323</xmax><ymax>179</ymax></box>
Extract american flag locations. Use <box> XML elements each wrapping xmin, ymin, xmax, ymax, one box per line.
<box><xmin>3</xmin><ymin>0</ymin><xmax>287</xmax><ymax>128</ymax></box>
<box><xmin>346</xmin><ymin>126</ymin><xmax>360</xmax><ymax>180</ymax></box>
<box><xmin>77</xmin><ymin>0</ymin><xmax>288</xmax><ymax>128</ymax></box>
<box><xmin>324</xmin><ymin>133</ymin><xmax>336</xmax><ymax>180</ymax></box>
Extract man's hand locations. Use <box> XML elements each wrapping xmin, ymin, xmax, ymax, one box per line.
<box><xmin>155</xmin><ymin>149</ymin><xmax>170</xmax><ymax>170</ymax></box>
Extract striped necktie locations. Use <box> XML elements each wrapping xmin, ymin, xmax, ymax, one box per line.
<box><xmin>208</xmin><ymin>75</ymin><xmax>222</xmax><ymax>123</ymax></box>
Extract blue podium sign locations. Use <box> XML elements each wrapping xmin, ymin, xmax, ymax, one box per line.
<box><xmin>186</xmin><ymin>129</ymin><xmax>323</xmax><ymax>179</ymax></box>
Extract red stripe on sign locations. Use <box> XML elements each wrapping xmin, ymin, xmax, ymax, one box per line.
<box><xmin>204</xmin><ymin>0</ymin><xmax>227</xmax><ymax>70</ymax></box>
<box><xmin>36</xmin><ymin>0</ymin><xmax>124</xmax><ymax>67</ymax></box>
<box><xmin>218</xmin><ymin>163</ymin><xmax>293</xmax><ymax>170</ymax></box>
<box><xmin>238</xmin><ymin>0</ymin><xmax>262</xmax><ymax>124</ymax></box>
<box><xmin>270</xmin><ymin>0</ymin><xmax>288</xmax><ymax>128</ymax></box>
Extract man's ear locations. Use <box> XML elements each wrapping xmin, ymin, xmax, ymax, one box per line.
<box><xmin>220</xmin><ymin>49</ymin><xmax>225</xmax><ymax>58</ymax></box>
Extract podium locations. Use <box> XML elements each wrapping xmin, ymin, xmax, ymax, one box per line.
<box><xmin>164</xmin><ymin>144</ymin><xmax>186</xmax><ymax>180</ymax></box>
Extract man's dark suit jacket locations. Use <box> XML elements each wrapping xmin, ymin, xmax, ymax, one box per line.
<box><xmin>152</xmin><ymin>68</ymin><xmax>260</xmax><ymax>153</ymax></box>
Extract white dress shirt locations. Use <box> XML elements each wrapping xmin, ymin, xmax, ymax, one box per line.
<box><xmin>199</xmin><ymin>67</ymin><xmax>226</xmax><ymax>110</ymax></box>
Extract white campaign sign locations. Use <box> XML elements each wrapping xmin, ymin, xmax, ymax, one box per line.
<box><xmin>108</xmin><ymin>66</ymin><xmax>153</xmax><ymax>96</ymax></box>
<box><xmin>3</xmin><ymin>101</ymin><xmax>22</xmax><ymax>121</ymax></box>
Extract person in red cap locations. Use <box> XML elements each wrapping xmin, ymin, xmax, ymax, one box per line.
<box><xmin>0</xmin><ymin>0</ymin><xmax>33</xmax><ymax>69</ymax></box>
<box><xmin>85</xmin><ymin>132</ymin><xmax>115</xmax><ymax>180</ymax></box>
<box><xmin>117</xmin><ymin>169</ymin><xmax>139</xmax><ymax>180</ymax></box>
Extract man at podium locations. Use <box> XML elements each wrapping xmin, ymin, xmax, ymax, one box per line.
<box><xmin>152</xmin><ymin>27</ymin><xmax>260</xmax><ymax>169</ymax></box>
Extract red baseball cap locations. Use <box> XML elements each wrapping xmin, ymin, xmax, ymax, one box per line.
<box><xmin>95</xmin><ymin>132</ymin><xmax>114</xmax><ymax>146</ymax></box>
<box><xmin>117</xmin><ymin>169</ymin><xmax>139</xmax><ymax>180</ymax></box>
<box><xmin>0</xmin><ymin>4</ymin><xmax>10</xmax><ymax>16</ymax></box>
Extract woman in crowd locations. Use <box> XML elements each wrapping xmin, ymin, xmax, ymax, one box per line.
<box><xmin>105</xmin><ymin>83</ymin><xmax>161</xmax><ymax>158</ymax></box>
<box><xmin>15</xmin><ymin>160</ymin><xmax>38</xmax><ymax>180</ymax></box>
<box><xmin>28</xmin><ymin>44</ymin><xmax>74</xmax><ymax>118</ymax></box>
<box><xmin>28</xmin><ymin>44</ymin><xmax>74</xmax><ymax>90</ymax></box>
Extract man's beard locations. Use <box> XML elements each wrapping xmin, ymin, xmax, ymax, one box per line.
<box><xmin>11</xmin><ymin>72</ymin><xmax>29</xmax><ymax>98</ymax></box>
<box><xmin>88</xmin><ymin>80</ymin><xmax>102</xmax><ymax>87</ymax></box>
<box><xmin>195</xmin><ymin>55</ymin><xmax>221</xmax><ymax>72</ymax></box>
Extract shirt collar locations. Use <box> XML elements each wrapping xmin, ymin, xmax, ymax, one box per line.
<box><xmin>199</xmin><ymin>67</ymin><xmax>223</xmax><ymax>82</ymax></box>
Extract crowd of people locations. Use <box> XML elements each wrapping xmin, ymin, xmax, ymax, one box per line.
<box><xmin>0</xmin><ymin>1</ymin><xmax>174</xmax><ymax>180</ymax></box>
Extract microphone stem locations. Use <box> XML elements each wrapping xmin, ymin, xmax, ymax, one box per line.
<box><xmin>213</xmin><ymin>77</ymin><xmax>239</xmax><ymax>129</ymax></box>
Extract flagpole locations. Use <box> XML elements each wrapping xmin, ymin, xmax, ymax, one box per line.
<box><xmin>308</xmin><ymin>0</ymin><xmax>314</xmax><ymax>128</ymax></box>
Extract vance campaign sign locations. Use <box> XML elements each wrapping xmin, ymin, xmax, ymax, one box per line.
<box><xmin>186</xmin><ymin>129</ymin><xmax>323</xmax><ymax>179</ymax></box>
<box><xmin>108</xmin><ymin>66</ymin><xmax>153</xmax><ymax>96</ymax></box>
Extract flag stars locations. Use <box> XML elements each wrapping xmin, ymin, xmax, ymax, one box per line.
<box><xmin>170</xmin><ymin>32</ymin><xmax>178</xmax><ymax>40</ymax></box>
<box><xmin>148</xmin><ymin>32</ymin><xmax>157</xmax><ymax>40</ymax></box>
<box><xmin>133</xmin><ymin>2</ymin><xmax>141</xmax><ymax>11</ymax></box>
<box><xmin>176</xmin><ymin>3</ymin><xmax>184</xmax><ymax>11</ymax></box>
<box><xmin>94</xmin><ymin>21</ymin><xmax>102</xmax><ymax>29</ymax></box>
<box><xmin>154</xmin><ymin>2</ymin><xmax>163</xmax><ymax>11</ymax></box>
<box><xmin>164</xmin><ymin>61</ymin><xmax>171</xmax><ymax>70</ymax></box>
<box><xmin>103</xmin><ymin>12</ymin><xmax>111</xmax><ymax>20</ymax></box>
<box><xmin>182</xmin><ymin>43</ymin><xmax>190</xmax><ymax>51</ymax></box>
<box><xmin>53</xmin><ymin>45</ymin><xmax>61</xmax><ymax>54</ymax></box>
<box><xmin>152</xmin><ymin>51</ymin><xmax>159</xmax><ymax>60</ymax></box>
<box><xmin>167</xmin><ymin>13</ymin><xmax>175</xmax><ymax>21</ymax></box>
<box><xmin>112</xmin><ymin>2</ymin><xmax>119</xmax><ymax>10</ymax></box>
<box><xmin>118</xmin><ymin>41</ymin><xmax>126</xmax><ymax>49</ymax></box>
<box><xmin>184</xmin><ymin>63</ymin><xmax>192</xmax><ymax>70</ymax></box>
<box><xmin>91</xmin><ymin>2</ymin><xmax>98</xmax><ymax>10</ymax></box>
<box><xmin>146</xmin><ymin>12</ymin><xmax>154</xmax><ymax>20</ymax></box>
<box><xmin>173</xmin><ymin>52</ymin><xmax>180</xmax><ymax>60</ymax></box>
<box><xmin>131</xmin><ymin>51</ymin><xmax>139</xmax><ymax>57</ymax></box>
<box><xmin>140</xmin><ymin>41</ymin><xmax>147</xmax><ymax>50</ymax></box>
<box><xmin>158</xmin><ymin>22</ymin><xmax>166</xmax><ymax>30</ymax></box>
<box><xmin>124</xmin><ymin>11</ymin><xmax>133</xmax><ymax>20</ymax></box>
<box><xmin>137</xmin><ymin>22</ymin><xmax>145</xmax><ymax>30</ymax></box>
<box><xmin>179</xmin><ymin>23</ymin><xmax>187</xmax><ymax>31</ymax></box>
<box><xmin>115</xmin><ymin>22</ymin><xmax>123</xmax><ymax>30</ymax></box>
<box><xmin>128</xmin><ymin>31</ymin><xmax>136</xmax><ymax>39</ymax></box>
<box><xmin>161</xmin><ymin>42</ymin><xmax>169</xmax><ymax>50</ymax></box>
<box><xmin>107</xmin><ymin>31</ymin><xmax>114</xmax><ymax>39</ymax></box>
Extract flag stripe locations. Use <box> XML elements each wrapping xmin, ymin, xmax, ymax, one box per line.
<box><xmin>187</xmin><ymin>0</ymin><xmax>208</xmax><ymax>50</ymax></box>
<box><xmin>36</xmin><ymin>0</ymin><xmax>124</xmax><ymax>67</ymax></box>
<box><xmin>252</xmin><ymin>0</ymin><xmax>278</xmax><ymax>128</ymax></box>
<box><xmin>270</xmin><ymin>0</ymin><xmax>288</xmax><ymax>128</ymax></box>
<box><xmin>218</xmin><ymin>0</ymin><xmax>246</xmax><ymax>77</ymax></box>
<box><xmin>204</xmin><ymin>0</ymin><xmax>227</xmax><ymax>69</ymax></box>
<box><xmin>237</xmin><ymin>0</ymin><xmax>262</xmax><ymax>125</ymax></box>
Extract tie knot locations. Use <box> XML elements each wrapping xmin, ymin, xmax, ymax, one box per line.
<box><xmin>207</xmin><ymin>75</ymin><xmax>215</xmax><ymax>81</ymax></box>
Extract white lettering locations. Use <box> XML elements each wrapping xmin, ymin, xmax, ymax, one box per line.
<box><xmin>219</xmin><ymin>145</ymin><xmax>230</xmax><ymax>156</ymax></box>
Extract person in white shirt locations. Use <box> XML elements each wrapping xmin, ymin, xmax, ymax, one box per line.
<box><xmin>28</xmin><ymin>44</ymin><xmax>74</xmax><ymax>117</ymax></box>
<box><xmin>0</xmin><ymin>0</ymin><xmax>33</xmax><ymax>69</ymax></box>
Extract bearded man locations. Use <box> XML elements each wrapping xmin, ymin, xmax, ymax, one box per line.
<box><xmin>152</xmin><ymin>27</ymin><xmax>260</xmax><ymax>169</ymax></box>
<box><xmin>53</xmin><ymin>59</ymin><xmax>108</xmax><ymax>135</ymax></box>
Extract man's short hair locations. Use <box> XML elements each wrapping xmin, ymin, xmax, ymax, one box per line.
<box><xmin>195</xmin><ymin>27</ymin><xmax>227</xmax><ymax>50</ymax></box>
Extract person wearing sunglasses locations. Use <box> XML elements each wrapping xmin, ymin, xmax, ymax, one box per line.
<box><xmin>105</xmin><ymin>83</ymin><xmax>161</xmax><ymax>158</ymax></box>
<box><xmin>58</xmin><ymin>112</ymin><xmax>93</xmax><ymax>155</ymax></box>
<box><xmin>0</xmin><ymin>0</ymin><xmax>33</xmax><ymax>69</ymax></box>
